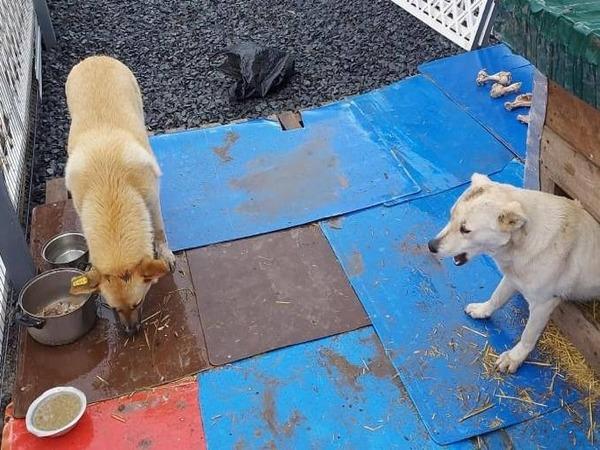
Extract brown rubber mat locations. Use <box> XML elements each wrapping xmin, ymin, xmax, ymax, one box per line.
<box><xmin>14</xmin><ymin>202</ymin><xmax>210</xmax><ymax>418</ymax></box>
<box><xmin>187</xmin><ymin>224</ymin><xmax>370</xmax><ymax>365</ymax></box>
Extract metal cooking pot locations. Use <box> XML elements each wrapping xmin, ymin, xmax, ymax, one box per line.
<box><xmin>42</xmin><ymin>232</ymin><xmax>89</xmax><ymax>270</ymax></box>
<box><xmin>16</xmin><ymin>268</ymin><xmax>97</xmax><ymax>346</ymax></box>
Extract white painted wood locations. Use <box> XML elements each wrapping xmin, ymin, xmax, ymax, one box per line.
<box><xmin>390</xmin><ymin>0</ymin><xmax>496</xmax><ymax>51</ymax></box>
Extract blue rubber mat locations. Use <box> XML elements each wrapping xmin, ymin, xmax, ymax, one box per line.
<box><xmin>151</xmin><ymin>106</ymin><xmax>419</xmax><ymax>252</ymax></box>
<box><xmin>320</xmin><ymin>161</ymin><xmax>582</xmax><ymax>444</ymax></box>
<box><xmin>484</xmin><ymin>399</ymin><xmax>599</xmax><ymax>449</ymax></box>
<box><xmin>198</xmin><ymin>326</ymin><xmax>598</xmax><ymax>449</ymax></box>
<box><xmin>350</xmin><ymin>76</ymin><xmax>514</xmax><ymax>200</ymax></box>
<box><xmin>151</xmin><ymin>74</ymin><xmax>514</xmax><ymax>252</ymax></box>
<box><xmin>198</xmin><ymin>326</ymin><xmax>470</xmax><ymax>450</ymax></box>
<box><xmin>419</xmin><ymin>44</ymin><xmax>533</xmax><ymax>160</ymax></box>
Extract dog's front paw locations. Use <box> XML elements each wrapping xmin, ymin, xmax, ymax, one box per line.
<box><xmin>496</xmin><ymin>347</ymin><xmax>527</xmax><ymax>373</ymax></box>
<box><xmin>465</xmin><ymin>301</ymin><xmax>494</xmax><ymax>319</ymax></box>
<box><xmin>157</xmin><ymin>243</ymin><xmax>176</xmax><ymax>273</ymax></box>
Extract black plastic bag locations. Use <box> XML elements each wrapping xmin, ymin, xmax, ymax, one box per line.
<box><xmin>215</xmin><ymin>41</ymin><xmax>295</xmax><ymax>101</ymax></box>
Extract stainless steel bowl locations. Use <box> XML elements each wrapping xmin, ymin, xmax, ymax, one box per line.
<box><xmin>42</xmin><ymin>233</ymin><xmax>89</xmax><ymax>269</ymax></box>
<box><xmin>17</xmin><ymin>268</ymin><xmax>97</xmax><ymax>346</ymax></box>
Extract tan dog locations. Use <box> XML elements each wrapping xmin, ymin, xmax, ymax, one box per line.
<box><xmin>65</xmin><ymin>56</ymin><xmax>175</xmax><ymax>335</ymax></box>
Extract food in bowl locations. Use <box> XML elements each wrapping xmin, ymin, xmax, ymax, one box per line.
<box><xmin>26</xmin><ymin>386</ymin><xmax>87</xmax><ymax>437</ymax></box>
<box><xmin>32</xmin><ymin>392</ymin><xmax>82</xmax><ymax>431</ymax></box>
<box><xmin>40</xmin><ymin>299</ymin><xmax>81</xmax><ymax>317</ymax></box>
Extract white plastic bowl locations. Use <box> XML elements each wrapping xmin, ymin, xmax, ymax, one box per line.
<box><xmin>25</xmin><ymin>386</ymin><xmax>87</xmax><ymax>438</ymax></box>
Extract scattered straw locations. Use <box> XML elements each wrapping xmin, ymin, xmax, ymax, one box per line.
<box><xmin>495</xmin><ymin>394</ymin><xmax>547</xmax><ymax>408</ymax></box>
<box><xmin>523</xmin><ymin>360</ymin><xmax>553</xmax><ymax>367</ymax></box>
<box><xmin>579</xmin><ymin>300</ymin><xmax>600</xmax><ymax>325</ymax></box>
<box><xmin>538</xmin><ymin>322</ymin><xmax>600</xmax><ymax>400</ymax></box>
<box><xmin>142</xmin><ymin>311</ymin><xmax>161</xmax><ymax>324</ymax></box>
<box><xmin>144</xmin><ymin>328</ymin><xmax>151</xmax><ymax>350</ymax></box>
<box><xmin>588</xmin><ymin>391</ymin><xmax>595</xmax><ymax>444</ymax></box>
<box><xmin>477</xmin><ymin>342</ymin><xmax>504</xmax><ymax>382</ymax></box>
<box><xmin>458</xmin><ymin>401</ymin><xmax>495</xmax><ymax>423</ymax></box>
<box><xmin>461</xmin><ymin>325</ymin><xmax>488</xmax><ymax>338</ymax></box>
<box><xmin>111</xmin><ymin>414</ymin><xmax>126</xmax><ymax>423</ymax></box>
<box><xmin>424</xmin><ymin>345</ymin><xmax>444</xmax><ymax>358</ymax></box>
<box><xmin>96</xmin><ymin>375</ymin><xmax>109</xmax><ymax>386</ymax></box>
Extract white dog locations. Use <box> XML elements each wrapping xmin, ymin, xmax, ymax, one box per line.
<box><xmin>428</xmin><ymin>173</ymin><xmax>600</xmax><ymax>373</ymax></box>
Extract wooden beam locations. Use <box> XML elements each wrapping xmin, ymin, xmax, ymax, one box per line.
<box><xmin>551</xmin><ymin>302</ymin><xmax>600</xmax><ymax>375</ymax></box>
<box><xmin>276</xmin><ymin>111</ymin><xmax>303</xmax><ymax>130</ymax></box>
<box><xmin>540</xmin><ymin>126</ymin><xmax>600</xmax><ymax>223</ymax></box>
<box><xmin>45</xmin><ymin>177</ymin><xmax>68</xmax><ymax>204</ymax></box>
<box><xmin>546</xmin><ymin>81</ymin><xmax>600</xmax><ymax>166</ymax></box>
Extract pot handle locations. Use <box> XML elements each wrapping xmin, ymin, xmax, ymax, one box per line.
<box><xmin>15</xmin><ymin>311</ymin><xmax>45</xmax><ymax>329</ymax></box>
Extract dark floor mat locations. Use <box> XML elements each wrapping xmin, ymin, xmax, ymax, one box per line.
<box><xmin>187</xmin><ymin>224</ymin><xmax>370</xmax><ymax>365</ymax></box>
<box><xmin>14</xmin><ymin>204</ymin><xmax>210</xmax><ymax>418</ymax></box>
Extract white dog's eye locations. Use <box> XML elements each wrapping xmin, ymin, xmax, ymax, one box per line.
<box><xmin>460</xmin><ymin>224</ymin><xmax>471</xmax><ymax>234</ymax></box>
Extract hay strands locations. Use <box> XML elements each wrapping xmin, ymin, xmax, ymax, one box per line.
<box><xmin>458</xmin><ymin>400</ymin><xmax>495</xmax><ymax>423</ymax></box>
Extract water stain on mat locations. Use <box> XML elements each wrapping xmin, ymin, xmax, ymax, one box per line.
<box><xmin>213</xmin><ymin>131</ymin><xmax>239</xmax><ymax>163</ymax></box>
<box><xmin>348</xmin><ymin>250</ymin><xmax>364</xmax><ymax>276</ymax></box>
<box><xmin>230</xmin><ymin>132</ymin><xmax>348</xmax><ymax>216</ymax></box>
<box><xmin>261</xmin><ymin>388</ymin><xmax>305</xmax><ymax>437</ymax></box>
<box><xmin>319</xmin><ymin>348</ymin><xmax>363</xmax><ymax>392</ymax></box>
<box><xmin>326</xmin><ymin>216</ymin><xmax>344</xmax><ymax>229</ymax></box>
<box><xmin>319</xmin><ymin>332</ymin><xmax>409</xmax><ymax>399</ymax></box>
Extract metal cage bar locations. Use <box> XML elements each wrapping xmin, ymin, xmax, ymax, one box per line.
<box><xmin>0</xmin><ymin>0</ymin><xmax>39</xmax><ymax>349</ymax></box>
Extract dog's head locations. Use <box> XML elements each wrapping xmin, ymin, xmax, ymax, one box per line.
<box><xmin>70</xmin><ymin>257</ymin><xmax>170</xmax><ymax>335</ymax></box>
<box><xmin>428</xmin><ymin>173</ymin><xmax>527</xmax><ymax>266</ymax></box>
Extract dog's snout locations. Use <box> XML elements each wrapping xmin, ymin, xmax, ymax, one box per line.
<box><xmin>428</xmin><ymin>238</ymin><xmax>441</xmax><ymax>254</ymax></box>
<box><xmin>123</xmin><ymin>321</ymin><xmax>142</xmax><ymax>336</ymax></box>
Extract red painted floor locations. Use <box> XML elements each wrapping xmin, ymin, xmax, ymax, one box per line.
<box><xmin>2</xmin><ymin>379</ymin><xmax>205</xmax><ymax>450</ymax></box>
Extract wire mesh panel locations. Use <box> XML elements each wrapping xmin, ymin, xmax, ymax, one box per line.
<box><xmin>390</xmin><ymin>0</ymin><xmax>496</xmax><ymax>51</ymax></box>
<box><xmin>0</xmin><ymin>0</ymin><xmax>35</xmax><ymax>208</ymax></box>
<box><xmin>0</xmin><ymin>0</ymin><xmax>37</xmax><ymax>347</ymax></box>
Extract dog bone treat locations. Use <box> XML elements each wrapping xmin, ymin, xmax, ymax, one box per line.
<box><xmin>504</xmin><ymin>93</ymin><xmax>533</xmax><ymax>111</ymax></box>
<box><xmin>490</xmin><ymin>81</ymin><xmax>522</xmax><ymax>98</ymax></box>
<box><xmin>476</xmin><ymin>69</ymin><xmax>512</xmax><ymax>87</ymax></box>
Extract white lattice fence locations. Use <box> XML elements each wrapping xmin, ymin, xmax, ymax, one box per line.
<box><xmin>0</xmin><ymin>0</ymin><xmax>38</xmax><ymax>346</ymax></box>
<box><xmin>391</xmin><ymin>0</ymin><xmax>496</xmax><ymax>50</ymax></box>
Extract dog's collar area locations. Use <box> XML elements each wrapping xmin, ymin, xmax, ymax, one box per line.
<box><xmin>453</xmin><ymin>253</ymin><xmax>468</xmax><ymax>266</ymax></box>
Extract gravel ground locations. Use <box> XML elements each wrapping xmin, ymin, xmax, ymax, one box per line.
<box><xmin>31</xmin><ymin>0</ymin><xmax>460</xmax><ymax>206</ymax></box>
<box><xmin>4</xmin><ymin>0</ymin><xmax>461</xmax><ymax>418</ymax></box>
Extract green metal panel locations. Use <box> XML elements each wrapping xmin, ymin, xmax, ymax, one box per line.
<box><xmin>496</xmin><ymin>0</ymin><xmax>600</xmax><ymax>108</ymax></box>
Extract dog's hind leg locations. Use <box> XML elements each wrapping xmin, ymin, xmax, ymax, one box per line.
<box><xmin>146</xmin><ymin>186</ymin><xmax>176</xmax><ymax>272</ymax></box>
<box><xmin>496</xmin><ymin>296</ymin><xmax>562</xmax><ymax>373</ymax></box>
<box><xmin>465</xmin><ymin>276</ymin><xmax>516</xmax><ymax>319</ymax></box>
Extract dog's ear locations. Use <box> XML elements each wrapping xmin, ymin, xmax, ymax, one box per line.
<box><xmin>70</xmin><ymin>268</ymin><xmax>102</xmax><ymax>295</ymax></box>
<box><xmin>138</xmin><ymin>256</ymin><xmax>169</xmax><ymax>283</ymax></box>
<box><xmin>498</xmin><ymin>201</ymin><xmax>527</xmax><ymax>231</ymax></box>
<box><xmin>471</xmin><ymin>173</ymin><xmax>492</xmax><ymax>187</ymax></box>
